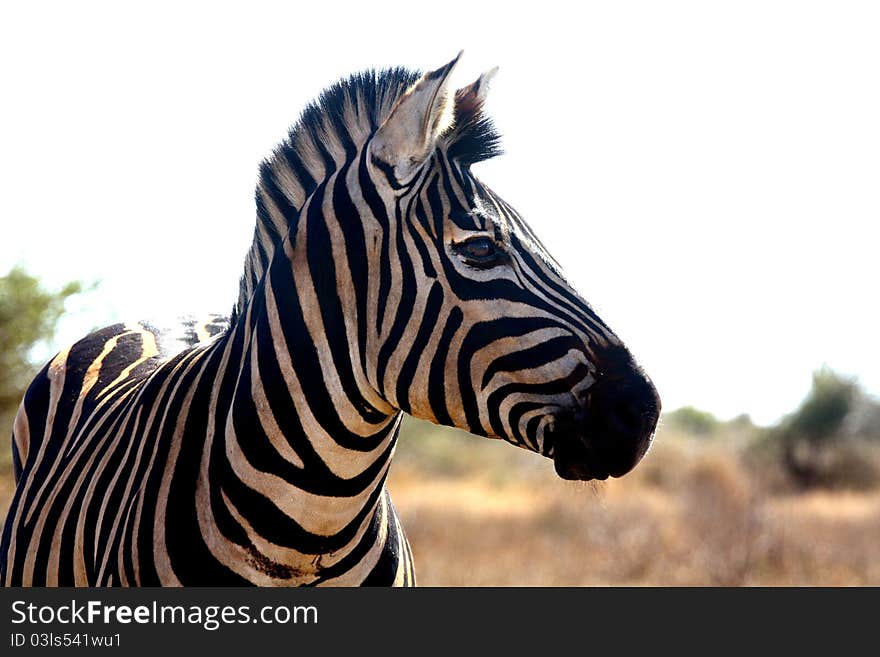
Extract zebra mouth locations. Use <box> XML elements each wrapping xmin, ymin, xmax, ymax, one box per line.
<box><xmin>548</xmin><ymin>426</ymin><xmax>651</xmax><ymax>482</ymax></box>
<box><xmin>548</xmin><ymin>432</ymin><xmax>616</xmax><ymax>482</ymax></box>
<box><xmin>538</xmin><ymin>344</ymin><xmax>662</xmax><ymax>481</ymax></box>
<box><xmin>545</xmin><ymin>378</ymin><xmax>659</xmax><ymax>482</ymax></box>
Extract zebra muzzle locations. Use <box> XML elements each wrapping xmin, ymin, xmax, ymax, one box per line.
<box><xmin>549</xmin><ymin>366</ymin><xmax>660</xmax><ymax>481</ymax></box>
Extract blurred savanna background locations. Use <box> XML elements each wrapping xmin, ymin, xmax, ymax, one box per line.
<box><xmin>1</xmin><ymin>268</ymin><xmax>879</xmax><ymax>585</ymax></box>
<box><xmin>390</xmin><ymin>382</ymin><xmax>880</xmax><ymax>586</ymax></box>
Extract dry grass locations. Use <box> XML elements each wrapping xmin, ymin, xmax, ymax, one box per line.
<box><xmin>388</xmin><ymin>424</ymin><xmax>880</xmax><ymax>586</ymax></box>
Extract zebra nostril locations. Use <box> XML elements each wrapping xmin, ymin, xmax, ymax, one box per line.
<box><xmin>579</xmin><ymin>371</ymin><xmax>660</xmax><ymax>462</ymax></box>
<box><xmin>590</xmin><ymin>347</ymin><xmax>660</xmax><ymax>427</ymax></box>
<box><xmin>606</xmin><ymin>399</ymin><xmax>646</xmax><ymax>437</ymax></box>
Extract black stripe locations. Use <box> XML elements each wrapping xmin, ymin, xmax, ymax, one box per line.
<box><xmin>481</xmin><ymin>335</ymin><xmax>579</xmax><ymax>390</ymax></box>
<box><xmin>457</xmin><ymin>316</ymin><xmax>562</xmax><ymax>435</ymax></box>
<box><xmin>428</xmin><ymin>308</ymin><xmax>463</xmax><ymax>427</ymax></box>
<box><xmin>306</xmin><ymin>183</ymin><xmax>386</xmax><ymax>423</ymax></box>
<box><xmin>485</xmin><ymin>363</ymin><xmax>590</xmax><ymax>439</ymax></box>
<box><xmin>396</xmin><ymin>282</ymin><xmax>443</xmax><ymax>413</ymax></box>
<box><xmin>358</xmin><ymin>150</ymin><xmax>393</xmax><ymax>336</ymax></box>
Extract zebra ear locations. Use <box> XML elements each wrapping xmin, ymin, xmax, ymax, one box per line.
<box><xmin>370</xmin><ymin>52</ymin><xmax>462</xmax><ymax>181</ymax></box>
<box><xmin>455</xmin><ymin>66</ymin><xmax>498</xmax><ymax>106</ymax></box>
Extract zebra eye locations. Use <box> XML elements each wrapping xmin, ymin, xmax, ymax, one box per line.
<box><xmin>455</xmin><ymin>236</ymin><xmax>505</xmax><ymax>267</ymax></box>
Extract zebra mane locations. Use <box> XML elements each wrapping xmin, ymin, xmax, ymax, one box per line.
<box><xmin>234</xmin><ymin>66</ymin><xmax>502</xmax><ymax>317</ymax></box>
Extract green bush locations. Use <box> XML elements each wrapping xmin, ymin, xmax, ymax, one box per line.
<box><xmin>785</xmin><ymin>368</ymin><xmax>857</xmax><ymax>444</ymax></box>
<box><xmin>664</xmin><ymin>406</ymin><xmax>721</xmax><ymax>437</ymax></box>
<box><xmin>758</xmin><ymin>368</ymin><xmax>880</xmax><ymax>490</ymax></box>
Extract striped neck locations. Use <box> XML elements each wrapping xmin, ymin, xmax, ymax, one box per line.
<box><xmin>199</xmin><ymin>193</ymin><xmax>402</xmax><ymax>582</ymax></box>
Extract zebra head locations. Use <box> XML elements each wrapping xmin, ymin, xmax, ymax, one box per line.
<box><xmin>362</xmin><ymin>54</ymin><xmax>661</xmax><ymax>481</ymax></box>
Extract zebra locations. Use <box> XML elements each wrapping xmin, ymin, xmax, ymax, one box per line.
<box><xmin>1</xmin><ymin>53</ymin><xmax>660</xmax><ymax>586</ymax></box>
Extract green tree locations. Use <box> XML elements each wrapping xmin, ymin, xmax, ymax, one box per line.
<box><xmin>772</xmin><ymin>367</ymin><xmax>873</xmax><ymax>489</ymax></box>
<box><xmin>785</xmin><ymin>368</ymin><xmax>857</xmax><ymax>445</ymax></box>
<box><xmin>664</xmin><ymin>405</ymin><xmax>720</xmax><ymax>436</ymax></box>
<box><xmin>0</xmin><ymin>267</ymin><xmax>83</xmax><ymax>432</ymax></box>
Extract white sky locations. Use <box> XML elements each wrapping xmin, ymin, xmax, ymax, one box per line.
<box><xmin>1</xmin><ymin>1</ymin><xmax>878</xmax><ymax>425</ymax></box>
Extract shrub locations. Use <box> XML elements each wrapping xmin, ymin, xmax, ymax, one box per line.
<box><xmin>758</xmin><ymin>368</ymin><xmax>880</xmax><ymax>490</ymax></box>
<box><xmin>664</xmin><ymin>406</ymin><xmax>721</xmax><ymax>437</ymax></box>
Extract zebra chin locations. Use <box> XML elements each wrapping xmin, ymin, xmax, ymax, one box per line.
<box><xmin>543</xmin><ymin>366</ymin><xmax>661</xmax><ymax>482</ymax></box>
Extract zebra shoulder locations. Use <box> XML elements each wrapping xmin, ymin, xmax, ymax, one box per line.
<box><xmin>10</xmin><ymin>315</ymin><xmax>230</xmax><ymax>474</ymax></box>
<box><xmin>11</xmin><ymin>321</ymin><xmax>163</xmax><ymax>477</ymax></box>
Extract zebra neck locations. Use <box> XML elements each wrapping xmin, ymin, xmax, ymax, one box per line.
<box><xmin>198</xmin><ymin>252</ymin><xmax>402</xmax><ymax>582</ymax></box>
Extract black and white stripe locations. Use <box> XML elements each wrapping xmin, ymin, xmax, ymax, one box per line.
<box><xmin>1</xmin><ymin>54</ymin><xmax>659</xmax><ymax>586</ymax></box>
